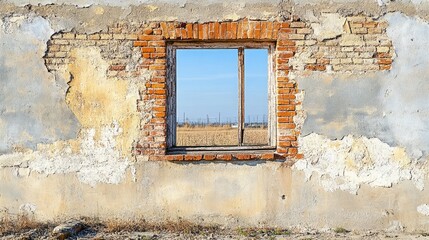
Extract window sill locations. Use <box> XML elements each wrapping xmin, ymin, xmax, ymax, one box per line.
<box><xmin>149</xmin><ymin>148</ymin><xmax>285</xmax><ymax>161</ymax></box>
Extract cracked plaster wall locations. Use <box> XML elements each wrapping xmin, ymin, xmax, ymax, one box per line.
<box><xmin>1</xmin><ymin>0</ymin><xmax>429</xmax><ymax>231</ymax></box>
<box><xmin>0</xmin><ymin>15</ymin><xmax>79</xmax><ymax>154</ymax></box>
<box><xmin>296</xmin><ymin>13</ymin><xmax>429</xmax><ymax>194</ymax></box>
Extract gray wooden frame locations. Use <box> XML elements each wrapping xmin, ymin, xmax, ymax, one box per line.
<box><xmin>166</xmin><ymin>41</ymin><xmax>277</xmax><ymax>152</ymax></box>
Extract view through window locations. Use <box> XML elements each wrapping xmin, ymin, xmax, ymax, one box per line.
<box><xmin>175</xmin><ymin>48</ymin><xmax>269</xmax><ymax>147</ymax></box>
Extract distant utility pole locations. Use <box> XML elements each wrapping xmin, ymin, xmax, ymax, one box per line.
<box><xmin>207</xmin><ymin>114</ymin><xmax>209</xmax><ymax>125</ymax></box>
<box><xmin>183</xmin><ymin>112</ymin><xmax>186</xmax><ymax>124</ymax></box>
<box><xmin>256</xmin><ymin>115</ymin><xmax>258</xmax><ymax>124</ymax></box>
<box><xmin>218</xmin><ymin>112</ymin><xmax>221</xmax><ymax>125</ymax></box>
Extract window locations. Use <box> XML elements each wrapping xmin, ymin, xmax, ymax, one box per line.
<box><xmin>166</xmin><ymin>42</ymin><xmax>276</xmax><ymax>153</ymax></box>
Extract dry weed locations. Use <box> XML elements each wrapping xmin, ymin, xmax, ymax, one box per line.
<box><xmin>0</xmin><ymin>211</ymin><xmax>48</xmax><ymax>236</ymax></box>
<box><xmin>102</xmin><ymin>217</ymin><xmax>219</xmax><ymax>234</ymax></box>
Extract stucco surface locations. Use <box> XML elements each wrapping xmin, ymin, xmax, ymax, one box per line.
<box><xmin>2</xmin><ymin>162</ymin><xmax>429</xmax><ymax>231</ymax></box>
<box><xmin>299</xmin><ymin>13</ymin><xmax>429</xmax><ymax>159</ymax></box>
<box><xmin>1</xmin><ymin>0</ymin><xmax>429</xmax><ymax>232</ymax></box>
<box><xmin>0</xmin><ymin>15</ymin><xmax>79</xmax><ymax>154</ymax></box>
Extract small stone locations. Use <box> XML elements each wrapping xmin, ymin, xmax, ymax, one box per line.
<box><xmin>52</xmin><ymin>220</ymin><xmax>85</xmax><ymax>239</ymax></box>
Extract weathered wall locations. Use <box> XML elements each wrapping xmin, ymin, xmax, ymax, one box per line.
<box><xmin>1</xmin><ymin>0</ymin><xmax>429</xmax><ymax>232</ymax></box>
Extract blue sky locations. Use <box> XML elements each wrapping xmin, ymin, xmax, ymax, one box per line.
<box><xmin>176</xmin><ymin>49</ymin><xmax>268</xmax><ymax>124</ymax></box>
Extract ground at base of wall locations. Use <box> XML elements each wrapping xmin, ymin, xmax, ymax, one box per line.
<box><xmin>1</xmin><ymin>219</ymin><xmax>429</xmax><ymax>240</ymax></box>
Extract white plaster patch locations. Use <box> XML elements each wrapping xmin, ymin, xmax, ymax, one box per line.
<box><xmin>19</xmin><ymin>203</ymin><xmax>36</xmax><ymax>215</ymax></box>
<box><xmin>386</xmin><ymin>220</ymin><xmax>404</xmax><ymax>232</ymax></box>
<box><xmin>294</xmin><ymin>133</ymin><xmax>426</xmax><ymax>194</ymax></box>
<box><xmin>311</xmin><ymin>13</ymin><xmax>345</xmax><ymax>41</ymax></box>
<box><xmin>27</xmin><ymin>122</ymin><xmax>131</xmax><ymax>186</ymax></box>
<box><xmin>417</xmin><ymin>204</ymin><xmax>429</xmax><ymax>216</ymax></box>
<box><xmin>0</xmin><ymin>123</ymin><xmax>135</xmax><ymax>186</ymax></box>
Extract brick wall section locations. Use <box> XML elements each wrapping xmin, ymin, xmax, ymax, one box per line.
<box><xmin>293</xmin><ymin>16</ymin><xmax>393</xmax><ymax>72</ymax></box>
<box><xmin>131</xmin><ymin>19</ymin><xmax>304</xmax><ymax>161</ymax></box>
<box><xmin>43</xmin><ymin>17</ymin><xmax>394</xmax><ymax>162</ymax></box>
<box><xmin>45</xmin><ymin>23</ymin><xmax>142</xmax><ymax>76</ymax></box>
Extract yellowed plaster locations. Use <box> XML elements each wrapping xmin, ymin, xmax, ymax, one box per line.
<box><xmin>65</xmin><ymin>47</ymin><xmax>140</xmax><ymax>157</ymax></box>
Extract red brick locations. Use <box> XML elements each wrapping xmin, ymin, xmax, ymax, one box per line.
<box><xmin>288</xmin><ymin>148</ymin><xmax>298</xmax><ymax>154</ymax></box>
<box><xmin>278</xmin><ymin>141</ymin><xmax>291</xmax><ymax>147</ymax></box>
<box><xmin>379</xmin><ymin>64</ymin><xmax>391</xmax><ymax>70</ymax></box>
<box><xmin>175</xmin><ymin>28</ymin><xmax>182</xmax><ymax>39</ymax></box>
<box><xmin>148</xmin><ymin>41</ymin><xmax>166</xmax><ymax>46</ymax></box>
<box><xmin>134</xmin><ymin>41</ymin><xmax>148</xmax><ymax>47</ymax></box>
<box><xmin>149</xmin><ymin>65</ymin><xmax>165</xmax><ymax>70</ymax></box>
<box><xmin>156</xmin><ymin>47</ymin><xmax>166</xmax><ymax>53</ymax></box>
<box><xmin>142</xmin><ymin>47</ymin><xmax>156</xmax><ymax>53</ymax></box>
<box><xmin>138</xmin><ymin>35</ymin><xmax>163</xmax><ymax>41</ymax></box>
<box><xmin>378</xmin><ymin>58</ymin><xmax>392</xmax><ymax>65</ymax></box>
<box><xmin>214</xmin><ymin>22</ymin><xmax>220</xmax><ymax>39</ymax></box>
<box><xmin>277</xmin><ymin>40</ymin><xmax>295</xmax><ymax>46</ymax></box>
<box><xmin>152</xmin><ymin>77</ymin><xmax>166</xmax><ymax>83</ymax></box>
<box><xmin>279</xmin><ymin>123</ymin><xmax>296</xmax><ymax>129</ymax></box>
<box><xmin>231</xmin><ymin>22</ymin><xmax>238</xmax><ymax>39</ymax></box>
<box><xmin>261</xmin><ymin>153</ymin><xmax>275</xmax><ymax>160</ymax></box>
<box><xmin>277</xmin><ymin>105</ymin><xmax>295</xmax><ymax>111</ymax></box>
<box><xmin>216</xmin><ymin>154</ymin><xmax>232</xmax><ymax>161</ymax></box>
<box><xmin>184</xmin><ymin>155</ymin><xmax>203</xmax><ymax>161</ymax></box>
<box><xmin>235</xmin><ymin>154</ymin><xmax>251</xmax><ymax>160</ymax></box>
<box><xmin>202</xmin><ymin>24</ymin><xmax>209</xmax><ymax>39</ymax></box>
<box><xmin>194</xmin><ymin>24</ymin><xmax>200</xmax><ymax>39</ymax></box>
<box><xmin>186</xmin><ymin>23</ymin><xmax>193</xmax><ymax>38</ymax></box>
<box><xmin>151</xmin><ymin>53</ymin><xmax>166</xmax><ymax>58</ymax></box>
<box><xmin>160</xmin><ymin>22</ymin><xmax>169</xmax><ymax>38</ymax></box>
<box><xmin>165</xmin><ymin>155</ymin><xmax>185</xmax><ymax>161</ymax></box>
<box><xmin>266</xmin><ymin>22</ymin><xmax>273</xmax><ymax>38</ymax></box>
<box><xmin>153</xmin><ymin>106</ymin><xmax>166</xmax><ymax>112</ymax></box>
<box><xmin>226</xmin><ymin>22</ymin><xmax>233</xmax><ymax>39</ymax></box>
<box><xmin>209</xmin><ymin>22</ymin><xmax>215</xmax><ymax>39</ymax></box>
<box><xmin>278</xmin><ymin>111</ymin><xmax>296</xmax><ymax>117</ymax></box>
<box><xmin>260</xmin><ymin>22</ymin><xmax>268</xmax><ymax>39</ymax></box>
<box><xmin>203</xmin><ymin>154</ymin><xmax>216</xmax><ymax>160</ymax></box>
<box><xmin>278</xmin><ymin>117</ymin><xmax>292</xmax><ymax>123</ymax></box>
<box><xmin>277</xmin><ymin>94</ymin><xmax>296</xmax><ymax>100</ymax></box>
<box><xmin>197</xmin><ymin>24</ymin><xmax>203</xmax><ymax>39</ymax></box>
<box><xmin>277</xmin><ymin>99</ymin><xmax>291</xmax><ymax>105</ymax></box>
<box><xmin>280</xmin><ymin>136</ymin><xmax>297</xmax><ymax>141</ymax></box>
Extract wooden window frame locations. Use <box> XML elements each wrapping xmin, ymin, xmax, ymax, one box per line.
<box><xmin>166</xmin><ymin>41</ymin><xmax>277</xmax><ymax>154</ymax></box>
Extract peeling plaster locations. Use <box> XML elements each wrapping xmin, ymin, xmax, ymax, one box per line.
<box><xmin>311</xmin><ymin>13</ymin><xmax>345</xmax><ymax>41</ymax></box>
<box><xmin>417</xmin><ymin>204</ymin><xmax>429</xmax><ymax>216</ymax></box>
<box><xmin>0</xmin><ymin>123</ymin><xmax>133</xmax><ymax>186</ymax></box>
<box><xmin>65</xmin><ymin>47</ymin><xmax>140</xmax><ymax>157</ymax></box>
<box><xmin>0</xmin><ymin>14</ymin><xmax>79</xmax><ymax>153</ymax></box>
<box><xmin>294</xmin><ymin>133</ymin><xmax>427</xmax><ymax>194</ymax></box>
<box><xmin>299</xmin><ymin>13</ymin><xmax>429</xmax><ymax>161</ymax></box>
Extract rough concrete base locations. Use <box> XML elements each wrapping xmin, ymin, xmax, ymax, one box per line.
<box><xmin>1</xmin><ymin>161</ymin><xmax>428</xmax><ymax>232</ymax></box>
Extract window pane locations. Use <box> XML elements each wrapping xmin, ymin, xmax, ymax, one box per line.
<box><xmin>176</xmin><ymin>49</ymin><xmax>238</xmax><ymax>146</ymax></box>
<box><xmin>243</xmin><ymin>49</ymin><xmax>269</xmax><ymax>146</ymax></box>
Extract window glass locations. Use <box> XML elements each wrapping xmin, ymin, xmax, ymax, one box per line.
<box><xmin>176</xmin><ymin>49</ymin><xmax>238</xmax><ymax>146</ymax></box>
<box><xmin>243</xmin><ymin>49</ymin><xmax>269</xmax><ymax>146</ymax></box>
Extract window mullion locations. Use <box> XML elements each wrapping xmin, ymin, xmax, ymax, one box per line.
<box><xmin>238</xmin><ymin>47</ymin><xmax>245</xmax><ymax>146</ymax></box>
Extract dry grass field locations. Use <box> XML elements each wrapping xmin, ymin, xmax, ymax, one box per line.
<box><xmin>176</xmin><ymin>125</ymin><xmax>268</xmax><ymax>146</ymax></box>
